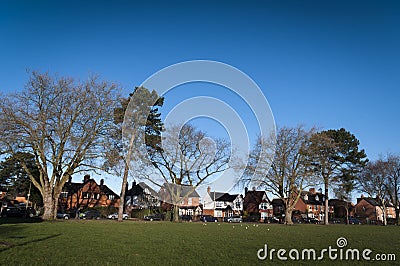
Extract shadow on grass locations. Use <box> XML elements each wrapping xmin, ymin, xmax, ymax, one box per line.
<box><xmin>0</xmin><ymin>233</ymin><xmax>61</xmax><ymax>253</ymax></box>
<box><xmin>0</xmin><ymin>217</ymin><xmax>43</xmax><ymax>225</ymax></box>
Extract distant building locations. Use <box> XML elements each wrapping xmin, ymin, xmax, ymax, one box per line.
<box><xmin>58</xmin><ymin>174</ymin><xmax>120</xmax><ymax>211</ymax></box>
<box><xmin>299</xmin><ymin>188</ymin><xmax>334</xmax><ymax>221</ymax></box>
<box><xmin>203</xmin><ymin>186</ymin><xmax>243</xmax><ymax>218</ymax></box>
<box><xmin>355</xmin><ymin>196</ymin><xmax>396</xmax><ymax>223</ymax></box>
<box><xmin>158</xmin><ymin>183</ymin><xmax>202</xmax><ymax>217</ymax></box>
<box><xmin>125</xmin><ymin>181</ymin><xmax>159</xmax><ymax>210</ymax></box>
<box><xmin>270</xmin><ymin>188</ymin><xmax>334</xmax><ymax>222</ymax></box>
<box><xmin>243</xmin><ymin>188</ymin><xmax>272</xmax><ymax>221</ymax></box>
<box><xmin>329</xmin><ymin>199</ymin><xmax>355</xmax><ymax>218</ymax></box>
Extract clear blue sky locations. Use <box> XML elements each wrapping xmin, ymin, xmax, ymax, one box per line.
<box><xmin>1</xmin><ymin>0</ymin><xmax>399</xmax><ymax>194</ymax></box>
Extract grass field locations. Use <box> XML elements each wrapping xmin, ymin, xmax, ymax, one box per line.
<box><xmin>0</xmin><ymin>219</ymin><xmax>399</xmax><ymax>265</ymax></box>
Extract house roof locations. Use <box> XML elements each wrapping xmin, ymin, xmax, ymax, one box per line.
<box><xmin>271</xmin><ymin>198</ymin><xmax>284</xmax><ymax>206</ymax></box>
<box><xmin>62</xmin><ymin>178</ymin><xmax>119</xmax><ymax>198</ymax></box>
<box><xmin>208</xmin><ymin>191</ymin><xmax>225</xmax><ymax>201</ymax></box>
<box><xmin>218</xmin><ymin>193</ymin><xmax>239</xmax><ymax>202</ymax></box>
<box><xmin>357</xmin><ymin>197</ymin><xmax>394</xmax><ymax>207</ymax></box>
<box><xmin>300</xmin><ymin>191</ymin><xmax>324</xmax><ymax>205</ymax></box>
<box><xmin>138</xmin><ymin>182</ymin><xmax>158</xmax><ymax>196</ymax></box>
<box><xmin>101</xmin><ymin>184</ymin><xmax>120</xmax><ymax>198</ymax></box>
<box><xmin>329</xmin><ymin>199</ymin><xmax>354</xmax><ymax>207</ymax></box>
<box><xmin>244</xmin><ymin>191</ymin><xmax>268</xmax><ymax>204</ymax></box>
<box><xmin>243</xmin><ymin>190</ymin><xmax>268</xmax><ymax>213</ymax></box>
<box><xmin>126</xmin><ymin>181</ymin><xmax>158</xmax><ymax>197</ymax></box>
<box><xmin>160</xmin><ymin>183</ymin><xmax>200</xmax><ymax>198</ymax></box>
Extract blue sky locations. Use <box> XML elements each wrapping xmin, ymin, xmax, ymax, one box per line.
<box><xmin>1</xmin><ymin>0</ymin><xmax>399</xmax><ymax>195</ymax></box>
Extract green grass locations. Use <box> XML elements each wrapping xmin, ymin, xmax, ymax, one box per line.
<box><xmin>0</xmin><ymin>219</ymin><xmax>399</xmax><ymax>265</ymax></box>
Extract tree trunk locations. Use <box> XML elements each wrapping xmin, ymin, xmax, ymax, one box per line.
<box><xmin>324</xmin><ymin>180</ymin><xmax>329</xmax><ymax>225</ymax></box>
<box><xmin>396</xmin><ymin>208</ymin><xmax>399</xmax><ymax>226</ymax></box>
<box><xmin>284</xmin><ymin>208</ymin><xmax>293</xmax><ymax>225</ymax></box>
<box><xmin>382</xmin><ymin>205</ymin><xmax>387</xmax><ymax>226</ymax></box>
<box><xmin>42</xmin><ymin>188</ymin><xmax>56</xmax><ymax>220</ymax></box>
<box><xmin>172</xmin><ymin>205</ymin><xmax>180</xmax><ymax>222</ymax></box>
<box><xmin>118</xmin><ymin>163</ymin><xmax>130</xmax><ymax>222</ymax></box>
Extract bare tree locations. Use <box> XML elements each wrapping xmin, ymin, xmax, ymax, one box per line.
<box><xmin>0</xmin><ymin>71</ymin><xmax>119</xmax><ymax>220</ymax></box>
<box><xmin>248</xmin><ymin>126</ymin><xmax>316</xmax><ymax>225</ymax></box>
<box><xmin>357</xmin><ymin>159</ymin><xmax>390</xmax><ymax>226</ymax></box>
<box><xmin>147</xmin><ymin>123</ymin><xmax>231</xmax><ymax>222</ymax></box>
<box><xmin>384</xmin><ymin>154</ymin><xmax>400</xmax><ymax>225</ymax></box>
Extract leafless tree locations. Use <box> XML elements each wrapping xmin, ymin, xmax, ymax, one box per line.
<box><xmin>248</xmin><ymin>126</ymin><xmax>316</xmax><ymax>225</ymax></box>
<box><xmin>147</xmin><ymin>123</ymin><xmax>231</xmax><ymax>222</ymax></box>
<box><xmin>384</xmin><ymin>154</ymin><xmax>400</xmax><ymax>225</ymax></box>
<box><xmin>0</xmin><ymin>71</ymin><xmax>119</xmax><ymax>220</ymax></box>
<box><xmin>357</xmin><ymin>159</ymin><xmax>390</xmax><ymax>226</ymax></box>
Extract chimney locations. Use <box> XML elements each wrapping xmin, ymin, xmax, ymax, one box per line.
<box><xmin>361</xmin><ymin>194</ymin><xmax>364</xmax><ymax>198</ymax></box>
<box><xmin>83</xmin><ymin>174</ymin><xmax>90</xmax><ymax>183</ymax></box>
<box><xmin>309</xmin><ymin>188</ymin><xmax>316</xmax><ymax>194</ymax></box>
<box><xmin>245</xmin><ymin>187</ymin><xmax>248</xmax><ymax>196</ymax></box>
<box><xmin>100</xmin><ymin>179</ymin><xmax>104</xmax><ymax>186</ymax></box>
<box><xmin>207</xmin><ymin>186</ymin><xmax>211</xmax><ymax>194</ymax></box>
<box><xmin>132</xmin><ymin>181</ymin><xmax>136</xmax><ymax>189</ymax></box>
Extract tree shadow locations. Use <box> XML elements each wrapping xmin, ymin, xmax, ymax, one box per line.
<box><xmin>0</xmin><ymin>233</ymin><xmax>61</xmax><ymax>253</ymax></box>
<box><xmin>0</xmin><ymin>217</ymin><xmax>43</xmax><ymax>225</ymax></box>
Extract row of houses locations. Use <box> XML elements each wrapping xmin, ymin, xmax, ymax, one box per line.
<box><xmin>2</xmin><ymin>175</ymin><xmax>397</xmax><ymax>223</ymax></box>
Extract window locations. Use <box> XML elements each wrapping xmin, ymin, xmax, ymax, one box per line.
<box><xmin>216</xmin><ymin>202</ymin><xmax>222</xmax><ymax>208</ymax></box>
<box><xmin>215</xmin><ymin>210</ymin><xmax>222</xmax><ymax>217</ymax></box>
<box><xmin>108</xmin><ymin>194</ymin><xmax>115</xmax><ymax>200</ymax></box>
<box><xmin>82</xmin><ymin>192</ymin><xmax>89</xmax><ymax>199</ymax></box>
<box><xmin>260</xmin><ymin>202</ymin><xmax>270</xmax><ymax>210</ymax></box>
<box><xmin>188</xmin><ymin>198</ymin><xmax>192</xmax><ymax>205</ymax></box>
<box><xmin>187</xmin><ymin>209</ymin><xmax>193</xmax><ymax>216</ymax></box>
<box><xmin>60</xmin><ymin>192</ymin><xmax>68</xmax><ymax>198</ymax></box>
<box><xmin>261</xmin><ymin>212</ymin><xmax>268</xmax><ymax>219</ymax></box>
<box><xmin>235</xmin><ymin>201</ymin><xmax>241</xmax><ymax>209</ymax></box>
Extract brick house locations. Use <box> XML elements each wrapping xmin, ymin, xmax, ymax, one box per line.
<box><xmin>291</xmin><ymin>188</ymin><xmax>333</xmax><ymax>221</ymax></box>
<box><xmin>243</xmin><ymin>188</ymin><xmax>272</xmax><ymax>221</ymax></box>
<box><xmin>355</xmin><ymin>196</ymin><xmax>396</xmax><ymax>224</ymax></box>
<box><xmin>58</xmin><ymin>175</ymin><xmax>120</xmax><ymax>211</ymax></box>
<box><xmin>329</xmin><ymin>199</ymin><xmax>355</xmax><ymax>218</ymax></box>
<box><xmin>158</xmin><ymin>183</ymin><xmax>202</xmax><ymax>217</ymax></box>
<box><xmin>271</xmin><ymin>188</ymin><xmax>334</xmax><ymax>222</ymax></box>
